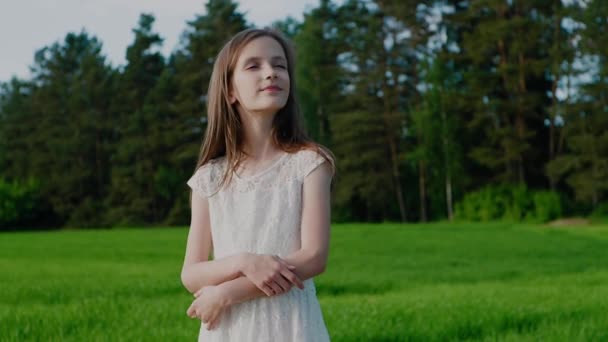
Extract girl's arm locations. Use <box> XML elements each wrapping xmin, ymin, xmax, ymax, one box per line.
<box><xmin>181</xmin><ymin>192</ymin><xmax>248</xmax><ymax>294</ymax></box>
<box><xmin>217</xmin><ymin>161</ymin><xmax>333</xmax><ymax>306</ymax></box>
<box><xmin>182</xmin><ymin>190</ymin><xmax>303</xmax><ymax>295</ymax></box>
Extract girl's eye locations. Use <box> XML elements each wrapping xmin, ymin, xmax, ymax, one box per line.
<box><xmin>275</xmin><ymin>65</ymin><xmax>286</xmax><ymax>69</ymax></box>
<box><xmin>247</xmin><ymin>65</ymin><xmax>258</xmax><ymax>70</ymax></box>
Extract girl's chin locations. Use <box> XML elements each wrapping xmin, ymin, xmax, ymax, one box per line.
<box><xmin>244</xmin><ymin>106</ymin><xmax>284</xmax><ymax>116</ymax></box>
<box><xmin>252</xmin><ymin>102</ymin><xmax>288</xmax><ymax>112</ymax></box>
<box><xmin>236</xmin><ymin>101</ymin><xmax>287</xmax><ymax>115</ymax></box>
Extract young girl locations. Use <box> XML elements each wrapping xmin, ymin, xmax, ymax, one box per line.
<box><xmin>181</xmin><ymin>28</ymin><xmax>335</xmax><ymax>341</ymax></box>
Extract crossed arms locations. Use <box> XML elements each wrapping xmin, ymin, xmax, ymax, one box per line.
<box><xmin>180</xmin><ymin>161</ymin><xmax>332</xmax><ymax>328</ymax></box>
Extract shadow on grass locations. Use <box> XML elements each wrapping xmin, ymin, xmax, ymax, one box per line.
<box><xmin>316</xmin><ymin>282</ymin><xmax>394</xmax><ymax>296</ymax></box>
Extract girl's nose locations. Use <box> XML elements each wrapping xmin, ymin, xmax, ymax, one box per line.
<box><xmin>264</xmin><ymin>65</ymin><xmax>278</xmax><ymax>79</ymax></box>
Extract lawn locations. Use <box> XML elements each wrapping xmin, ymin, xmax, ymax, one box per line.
<box><xmin>1</xmin><ymin>223</ymin><xmax>607</xmax><ymax>341</ymax></box>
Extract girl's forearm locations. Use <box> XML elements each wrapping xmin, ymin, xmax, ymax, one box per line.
<box><xmin>280</xmin><ymin>248</ymin><xmax>326</xmax><ymax>281</ymax></box>
<box><xmin>181</xmin><ymin>253</ymin><xmax>247</xmax><ymax>294</ymax></box>
<box><xmin>219</xmin><ymin>276</ymin><xmax>268</xmax><ymax>306</ymax></box>
<box><xmin>219</xmin><ymin>248</ymin><xmax>325</xmax><ymax>306</ymax></box>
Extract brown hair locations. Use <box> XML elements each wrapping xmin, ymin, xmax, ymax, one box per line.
<box><xmin>191</xmin><ymin>28</ymin><xmax>335</xmax><ymax>200</ymax></box>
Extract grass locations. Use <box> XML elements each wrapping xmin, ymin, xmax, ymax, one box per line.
<box><xmin>1</xmin><ymin>222</ymin><xmax>607</xmax><ymax>341</ymax></box>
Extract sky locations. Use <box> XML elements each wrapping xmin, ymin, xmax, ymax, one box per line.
<box><xmin>0</xmin><ymin>0</ymin><xmax>320</xmax><ymax>82</ymax></box>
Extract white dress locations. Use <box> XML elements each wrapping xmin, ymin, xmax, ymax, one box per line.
<box><xmin>186</xmin><ymin>149</ymin><xmax>331</xmax><ymax>342</ymax></box>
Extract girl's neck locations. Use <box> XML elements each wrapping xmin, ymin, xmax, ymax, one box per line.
<box><xmin>238</xmin><ymin>107</ymin><xmax>281</xmax><ymax>161</ymax></box>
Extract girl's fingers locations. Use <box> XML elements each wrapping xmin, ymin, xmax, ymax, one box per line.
<box><xmin>187</xmin><ymin>305</ymin><xmax>195</xmax><ymax>318</ymax></box>
<box><xmin>210</xmin><ymin>316</ymin><xmax>221</xmax><ymax>330</ymax></box>
<box><xmin>280</xmin><ymin>269</ymin><xmax>304</xmax><ymax>289</ymax></box>
<box><xmin>267</xmin><ymin>281</ymin><xmax>282</xmax><ymax>295</ymax></box>
<box><xmin>273</xmin><ymin>274</ymin><xmax>291</xmax><ymax>293</ymax></box>
<box><xmin>208</xmin><ymin>312</ymin><xmax>218</xmax><ymax>330</ymax></box>
<box><xmin>207</xmin><ymin>310</ymin><xmax>220</xmax><ymax>330</ymax></box>
<box><xmin>194</xmin><ymin>288</ymin><xmax>203</xmax><ymax>298</ymax></box>
<box><xmin>200</xmin><ymin>312</ymin><xmax>208</xmax><ymax>324</ymax></box>
<box><xmin>276</xmin><ymin>258</ymin><xmax>303</xmax><ymax>289</ymax></box>
<box><xmin>256</xmin><ymin>281</ymin><xmax>271</xmax><ymax>296</ymax></box>
<box><xmin>262</xmin><ymin>283</ymin><xmax>275</xmax><ymax>296</ymax></box>
<box><xmin>277</xmin><ymin>258</ymin><xmax>296</xmax><ymax>270</ymax></box>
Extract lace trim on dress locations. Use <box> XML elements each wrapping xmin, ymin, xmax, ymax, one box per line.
<box><xmin>186</xmin><ymin>149</ymin><xmax>328</xmax><ymax>197</ymax></box>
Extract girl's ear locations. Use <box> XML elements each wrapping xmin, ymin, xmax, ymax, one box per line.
<box><xmin>228</xmin><ymin>88</ymin><xmax>237</xmax><ymax>104</ymax></box>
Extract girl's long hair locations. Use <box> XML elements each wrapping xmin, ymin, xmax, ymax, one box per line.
<box><xmin>191</xmin><ymin>28</ymin><xmax>335</xmax><ymax>199</ymax></box>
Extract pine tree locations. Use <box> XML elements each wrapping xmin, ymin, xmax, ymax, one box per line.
<box><xmin>452</xmin><ymin>1</ymin><xmax>555</xmax><ymax>185</ymax></box>
<box><xmin>546</xmin><ymin>0</ymin><xmax>608</xmax><ymax>208</ymax></box>
<box><xmin>106</xmin><ymin>13</ymin><xmax>166</xmax><ymax>225</ymax></box>
<box><xmin>164</xmin><ymin>0</ymin><xmax>248</xmax><ymax>224</ymax></box>
<box><xmin>293</xmin><ymin>0</ymin><xmax>342</xmax><ymax>147</ymax></box>
<box><xmin>26</xmin><ymin>31</ymin><xmax>115</xmax><ymax>226</ymax></box>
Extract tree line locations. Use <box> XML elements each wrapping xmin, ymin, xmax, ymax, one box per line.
<box><xmin>1</xmin><ymin>0</ymin><xmax>606</xmax><ymax>229</ymax></box>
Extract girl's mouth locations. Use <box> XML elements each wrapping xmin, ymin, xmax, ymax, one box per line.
<box><xmin>262</xmin><ymin>86</ymin><xmax>282</xmax><ymax>92</ymax></box>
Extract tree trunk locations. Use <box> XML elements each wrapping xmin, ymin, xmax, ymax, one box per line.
<box><xmin>548</xmin><ymin>11</ymin><xmax>561</xmax><ymax>191</ymax></box>
<box><xmin>419</xmin><ymin>159</ymin><xmax>427</xmax><ymax>222</ymax></box>
<box><xmin>389</xmin><ymin>139</ymin><xmax>407</xmax><ymax>222</ymax></box>
<box><xmin>516</xmin><ymin>52</ymin><xmax>527</xmax><ymax>185</ymax></box>
<box><xmin>445</xmin><ymin>176</ymin><xmax>453</xmax><ymax>221</ymax></box>
<box><xmin>379</xmin><ymin>26</ymin><xmax>407</xmax><ymax>222</ymax></box>
<box><xmin>440</xmin><ymin>99</ymin><xmax>453</xmax><ymax>221</ymax></box>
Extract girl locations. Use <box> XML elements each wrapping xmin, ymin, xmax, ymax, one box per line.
<box><xmin>181</xmin><ymin>27</ymin><xmax>335</xmax><ymax>342</ymax></box>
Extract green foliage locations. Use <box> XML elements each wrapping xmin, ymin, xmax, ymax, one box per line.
<box><xmin>532</xmin><ymin>191</ymin><xmax>563</xmax><ymax>223</ymax></box>
<box><xmin>455</xmin><ymin>185</ymin><xmax>562</xmax><ymax>223</ymax></box>
<box><xmin>546</xmin><ymin>94</ymin><xmax>608</xmax><ymax>208</ymax></box>
<box><xmin>449</xmin><ymin>1</ymin><xmax>562</xmax><ymax>184</ymax></box>
<box><xmin>332</xmin><ymin>111</ymin><xmax>393</xmax><ymax>222</ymax></box>
<box><xmin>106</xmin><ymin>13</ymin><xmax>168</xmax><ymax>226</ymax></box>
<box><xmin>1</xmin><ymin>0</ymin><xmax>607</xmax><ymax>227</ymax></box>
<box><xmin>591</xmin><ymin>202</ymin><xmax>608</xmax><ymax>219</ymax></box>
<box><xmin>0</xmin><ymin>178</ymin><xmax>47</xmax><ymax>230</ymax></box>
<box><xmin>67</xmin><ymin>197</ymin><xmax>108</xmax><ymax>228</ymax></box>
<box><xmin>293</xmin><ymin>0</ymin><xmax>341</xmax><ymax>146</ymax></box>
<box><xmin>408</xmin><ymin>57</ymin><xmax>468</xmax><ymax>220</ymax></box>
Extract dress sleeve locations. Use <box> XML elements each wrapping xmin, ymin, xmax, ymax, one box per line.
<box><xmin>187</xmin><ymin>164</ymin><xmax>213</xmax><ymax>199</ymax></box>
<box><xmin>299</xmin><ymin>150</ymin><xmax>328</xmax><ymax>180</ymax></box>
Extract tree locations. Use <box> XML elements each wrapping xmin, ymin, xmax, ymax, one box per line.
<box><xmin>546</xmin><ymin>0</ymin><xmax>608</xmax><ymax>208</ymax></box>
<box><xmin>332</xmin><ymin>111</ymin><xmax>393</xmax><ymax>221</ymax></box>
<box><xmin>0</xmin><ymin>78</ymin><xmax>34</xmax><ymax>179</ymax></box>
<box><xmin>409</xmin><ymin>57</ymin><xmax>466</xmax><ymax>221</ymax></box>
<box><xmin>294</xmin><ymin>0</ymin><xmax>343</xmax><ymax>147</ymax></box>
<box><xmin>26</xmin><ymin>31</ymin><xmax>115</xmax><ymax>226</ymax></box>
<box><xmin>164</xmin><ymin>0</ymin><xmax>249</xmax><ymax>224</ymax></box>
<box><xmin>105</xmin><ymin>13</ymin><xmax>167</xmax><ymax>225</ymax></box>
<box><xmin>452</xmin><ymin>1</ymin><xmax>554</xmax><ymax>185</ymax></box>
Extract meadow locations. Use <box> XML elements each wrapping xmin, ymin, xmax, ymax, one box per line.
<box><xmin>1</xmin><ymin>223</ymin><xmax>607</xmax><ymax>341</ymax></box>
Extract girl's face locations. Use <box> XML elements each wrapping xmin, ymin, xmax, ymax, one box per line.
<box><xmin>230</xmin><ymin>36</ymin><xmax>290</xmax><ymax>117</ymax></box>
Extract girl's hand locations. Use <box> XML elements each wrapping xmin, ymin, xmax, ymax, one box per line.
<box><xmin>186</xmin><ymin>285</ymin><xmax>230</xmax><ymax>331</ymax></box>
<box><xmin>241</xmin><ymin>254</ymin><xmax>304</xmax><ymax>296</ymax></box>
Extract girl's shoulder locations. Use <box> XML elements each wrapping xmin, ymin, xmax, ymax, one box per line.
<box><xmin>193</xmin><ymin>156</ymin><xmax>227</xmax><ymax>178</ymax></box>
<box><xmin>187</xmin><ymin>156</ymin><xmax>227</xmax><ymax>198</ymax></box>
<box><xmin>291</xmin><ymin>146</ymin><xmax>334</xmax><ymax>180</ymax></box>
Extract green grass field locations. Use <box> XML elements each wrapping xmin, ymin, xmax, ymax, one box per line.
<box><xmin>1</xmin><ymin>223</ymin><xmax>607</xmax><ymax>341</ymax></box>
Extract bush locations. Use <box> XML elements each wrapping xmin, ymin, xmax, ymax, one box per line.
<box><xmin>591</xmin><ymin>202</ymin><xmax>608</xmax><ymax>218</ymax></box>
<box><xmin>531</xmin><ymin>191</ymin><xmax>562</xmax><ymax>222</ymax></box>
<box><xmin>67</xmin><ymin>197</ymin><xmax>109</xmax><ymax>228</ymax></box>
<box><xmin>455</xmin><ymin>184</ymin><xmax>562</xmax><ymax>223</ymax></box>
<box><xmin>0</xmin><ymin>177</ymin><xmax>53</xmax><ymax>230</ymax></box>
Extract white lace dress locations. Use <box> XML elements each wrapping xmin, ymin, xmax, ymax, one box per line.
<box><xmin>186</xmin><ymin>149</ymin><xmax>331</xmax><ymax>342</ymax></box>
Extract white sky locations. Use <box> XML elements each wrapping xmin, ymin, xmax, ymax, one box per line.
<box><xmin>0</xmin><ymin>0</ymin><xmax>320</xmax><ymax>82</ymax></box>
